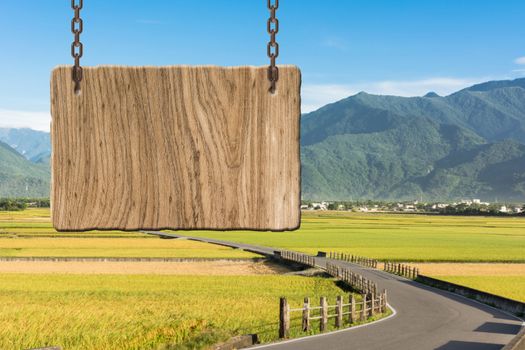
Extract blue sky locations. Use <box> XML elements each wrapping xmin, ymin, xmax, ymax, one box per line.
<box><xmin>1</xmin><ymin>0</ymin><xmax>524</xmax><ymax>131</ymax></box>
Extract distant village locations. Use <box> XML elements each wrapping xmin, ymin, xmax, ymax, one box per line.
<box><xmin>301</xmin><ymin>199</ymin><xmax>525</xmax><ymax>216</ymax></box>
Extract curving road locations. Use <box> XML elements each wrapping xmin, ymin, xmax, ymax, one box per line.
<box><xmin>145</xmin><ymin>231</ymin><xmax>524</xmax><ymax>350</ymax></box>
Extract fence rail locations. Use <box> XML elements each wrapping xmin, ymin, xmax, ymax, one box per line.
<box><xmin>279</xmin><ymin>291</ymin><xmax>388</xmax><ymax>338</ymax></box>
<box><xmin>384</xmin><ymin>261</ymin><xmax>419</xmax><ymax>279</ymax></box>
<box><xmin>280</xmin><ymin>250</ymin><xmax>316</xmax><ymax>267</ymax></box>
<box><xmin>326</xmin><ymin>262</ymin><xmax>378</xmax><ymax>295</ymax></box>
<box><xmin>328</xmin><ymin>252</ymin><xmax>378</xmax><ymax>268</ymax></box>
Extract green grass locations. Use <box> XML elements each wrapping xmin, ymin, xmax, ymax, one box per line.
<box><xmin>184</xmin><ymin>211</ymin><xmax>525</xmax><ymax>262</ymax></box>
<box><xmin>3</xmin><ymin>209</ymin><xmax>524</xmax><ymax>261</ymax></box>
<box><xmin>0</xmin><ymin>274</ymin><xmax>360</xmax><ymax>350</ymax></box>
<box><xmin>434</xmin><ymin>276</ymin><xmax>525</xmax><ymax>302</ymax></box>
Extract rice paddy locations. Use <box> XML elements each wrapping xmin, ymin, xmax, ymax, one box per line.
<box><xmin>0</xmin><ymin>208</ymin><xmax>523</xmax><ymax>348</ymax></box>
<box><xmin>0</xmin><ymin>274</ymin><xmax>348</xmax><ymax>349</ymax></box>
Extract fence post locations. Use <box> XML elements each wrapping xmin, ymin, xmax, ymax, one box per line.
<box><xmin>360</xmin><ymin>294</ymin><xmax>367</xmax><ymax>321</ymax></box>
<box><xmin>336</xmin><ymin>295</ymin><xmax>343</xmax><ymax>328</ymax></box>
<box><xmin>320</xmin><ymin>297</ymin><xmax>328</xmax><ymax>332</ymax></box>
<box><xmin>350</xmin><ymin>294</ymin><xmax>356</xmax><ymax>323</ymax></box>
<box><xmin>279</xmin><ymin>297</ymin><xmax>290</xmax><ymax>339</ymax></box>
<box><xmin>370</xmin><ymin>293</ymin><xmax>376</xmax><ymax>316</ymax></box>
<box><xmin>382</xmin><ymin>290</ymin><xmax>387</xmax><ymax>313</ymax></box>
<box><xmin>302</xmin><ymin>297</ymin><xmax>310</xmax><ymax>332</ymax></box>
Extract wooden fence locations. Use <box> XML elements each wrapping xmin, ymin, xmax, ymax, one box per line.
<box><xmin>384</xmin><ymin>261</ymin><xmax>419</xmax><ymax>279</ymax></box>
<box><xmin>326</xmin><ymin>262</ymin><xmax>378</xmax><ymax>295</ymax></box>
<box><xmin>279</xmin><ymin>291</ymin><xmax>388</xmax><ymax>338</ymax></box>
<box><xmin>328</xmin><ymin>252</ymin><xmax>378</xmax><ymax>268</ymax></box>
<box><xmin>280</xmin><ymin>250</ymin><xmax>316</xmax><ymax>267</ymax></box>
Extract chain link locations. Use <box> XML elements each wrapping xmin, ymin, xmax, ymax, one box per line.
<box><xmin>267</xmin><ymin>0</ymin><xmax>279</xmax><ymax>93</ymax></box>
<box><xmin>71</xmin><ymin>0</ymin><xmax>83</xmax><ymax>94</ymax></box>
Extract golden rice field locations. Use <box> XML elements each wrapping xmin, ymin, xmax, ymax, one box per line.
<box><xmin>0</xmin><ymin>274</ymin><xmax>353</xmax><ymax>350</ymax></box>
<box><xmin>0</xmin><ymin>208</ymin><xmax>523</xmax><ymax>348</ymax></box>
<box><xmin>0</xmin><ymin>209</ymin><xmax>379</xmax><ymax>349</ymax></box>
<box><xmin>0</xmin><ymin>209</ymin><xmax>257</xmax><ymax>258</ymax></box>
<box><xmin>430</xmin><ymin>276</ymin><xmax>524</xmax><ymax>302</ymax></box>
<box><xmin>188</xmin><ymin>211</ymin><xmax>525</xmax><ymax>262</ymax></box>
<box><xmin>414</xmin><ymin>263</ymin><xmax>525</xmax><ymax>302</ymax></box>
<box><xmin>3</xmin><ymin>209</ymin><xmax>525</xmax><ymax>262</ymax></box>
<box><xmin>0</xmin><ymin>237</ymin><xmax>258</xmax><ymax>258</ymax></box>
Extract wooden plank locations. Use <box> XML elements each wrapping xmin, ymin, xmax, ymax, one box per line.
<box><xmin>51</xmin><ymin>65</ymin><xmax>301</xmax><ymax>231</ymax></box>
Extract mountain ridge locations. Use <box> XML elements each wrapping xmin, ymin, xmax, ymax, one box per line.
<box><xmin>1</xmin><ymin>78</ymin><xmax>525</xmax><ymax>200</ymax></box>
<box><xmin>301</xmin><ymin>77</ymin><xmax>525</xmax><ymax>200</ymax></box>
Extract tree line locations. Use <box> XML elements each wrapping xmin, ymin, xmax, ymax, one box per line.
<box><xmin>0</xmin><ymin>198</ymin><xmax>50</xmax><ymax>211</ymax></box>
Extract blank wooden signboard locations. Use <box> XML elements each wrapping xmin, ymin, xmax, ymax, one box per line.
<box><xmin>51</xmin><ymin>65</ymin><xmax>301</xmax><ymax>231</ymax></box>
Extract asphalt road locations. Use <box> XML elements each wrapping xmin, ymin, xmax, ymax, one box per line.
<box><xmin>145</xmin><ymin>231</ymin><xmax>524</xmax><ymax>350</ymax></box>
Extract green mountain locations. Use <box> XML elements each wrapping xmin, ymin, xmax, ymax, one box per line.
<box><xmin>301</xmin><ymin>78</ymin><xmax>525</xmax><ymax>201</ymax></box>
<box><xmin>0</xmin><ymin>128</ymin><xmax>51</xmax><ymax>164</ymax></box>
<box><xmin>0</xmin><ymin>140</ymin><xmax>50</xmax><ymax>197</ymax></box>
<box><xmin>1</xmin><ymin>78</ymin><xmax>524</xmax><ymax>200</ymax></box>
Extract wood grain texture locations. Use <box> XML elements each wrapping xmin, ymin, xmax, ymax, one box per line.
<box><xmin>51</xmin><ymin>65</ymin><xmax>301</xmax><ymax>231</ymax></box>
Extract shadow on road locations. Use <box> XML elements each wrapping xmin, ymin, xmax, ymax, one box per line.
<box><xmin>475</xmin><ymin>322</ymin><xmax>523</xmax><ymax>335</ymax></box>
<box><xmin>434</xmin><ymin>340</ymin><xmax>504</xmax><ymax>350</ymax></box>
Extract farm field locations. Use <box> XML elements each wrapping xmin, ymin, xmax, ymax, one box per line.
<box><xmin>430</xmin><ymin>276</ymin><xmax>524</xmax><ymax>303</ymax></box>
<box><xmin>0</xmin><ymin>209</ymin><xmax>257</xmax><ymax>258</ymax></box>
<box><xmin>414</xmin><ymin>263</ymin><xmax>525</xmax><ymax>302</ymax></box>
<box><xmin>0</xmin><ymin>274</ymin><xmax>351</xmax><ymax>350</ymax></box>
<box><xmin>0</xmin><ymin>260</ymin><xmax>288</xmax><ymax>275</ymax></box>
<box><xmin>0</xmin><ymin>208</ymin><xmax>523</xmax><ymax>347</ymax></box>
<box><xmin>0</xmin><ymin>237</ymin><xmax>258</xmax><ymax>258</ymax></box>
<box><xmin>186</xmin><ymin>211</ymin><xmax>525</xmax><ymax>262</ymax></box>
<box><xmin>0</xmin><ymin>209</ymin><xmax>379</xmax><ymax>349</ymax></box>
<box><xmin>3</xmin><ymin>209</ymin><xmax>524</xmax><ymax>262</ymax></box>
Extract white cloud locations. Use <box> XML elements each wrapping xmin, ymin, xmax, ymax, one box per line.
<box><xmin>0</xmin><ymin>109</ymin><xmax>50</xmax><ymax>131</ymax></box>
<box><xmin>514</xmin><ymin>56</ymin><xmax>525</xmax><ymax>65</ymax></box>
<box><xmin>301</xmin><ymin>77</ymin><xmax>487</xmax><ymax>113</ymax></box>
<box><xmin>0</xmin><ymin>76</ymin><xmax>496</xmax><ymax>130</ymax></box>
<box><xmin>322</xmin><ymin>37</ymin><xmax>348</xmax><ymax>51</ymax></box>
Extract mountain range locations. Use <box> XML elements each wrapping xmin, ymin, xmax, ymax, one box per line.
<box><xmin>1</xmin><ymin>78</ymin><xmax>525</xmax><ymax>201</ymax></box>
<box><xmin>301</xmin><ymin>78</ymin><xmax>525</xmax><ymax>201</ymax></box>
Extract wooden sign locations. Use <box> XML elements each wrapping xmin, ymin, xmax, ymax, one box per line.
<box><xmin>50</xmin><ymin>66</ymin><xmax>301</xmax><ymax>231</ymax></box>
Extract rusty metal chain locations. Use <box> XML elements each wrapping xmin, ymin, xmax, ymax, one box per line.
<box><xmin>267</xmin><ymin>0</ymin><xmax>279</xmax><ymax>93</ymax></box>
<box><xmin>71</xmin><ymin>0</ymin><xmax>84</xmax><ymax>94</ymax></box>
